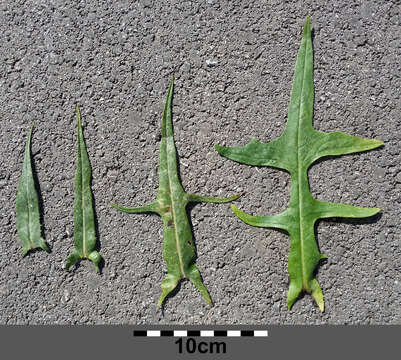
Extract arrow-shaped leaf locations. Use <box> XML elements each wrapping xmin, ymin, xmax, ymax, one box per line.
<box><xmin>66</xmin><ymin>106</ymin><xmax>102</xmax><ymax>273</ymax></box>
<box><xmin>16</xmin><ymin>124</ymin><xmax>50</xmax><ymax>257</ymax></box>
<box><xmin>112</xmin><ymin>76</ymin><xmax>239</xmax><ymax>307</ymax></box>
<box><xmin>215</xmin><ymin>17</ymin><xmax>383</xmax><ymax>311</ymax></box>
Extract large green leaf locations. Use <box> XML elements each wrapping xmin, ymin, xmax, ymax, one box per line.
<box><xmin>16</xmin><ymin>124</ymin><xmax>50</xmax><ymax>257</ymax></box>
<box><xmin>66</xmin><ymin>106</ymin><xmax>102</xmax><ymax>272</ymax></box>
<box><xmin>112</xmin><ymin>76</ymin><xmax>239</xmax><ymax>307</ymax></box>
<box><xmin>215</xmin><ymin>17</ymin><xmax>383</xmax><ymax>311</ymax></box>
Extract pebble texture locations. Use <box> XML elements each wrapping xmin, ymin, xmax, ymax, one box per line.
<box><xmin>0</xmin><ymin>0</ymin><xmax>400</xmax><ymax>324</ymax></box>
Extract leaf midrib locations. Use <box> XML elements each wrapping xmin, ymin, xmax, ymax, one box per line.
<box><xmin>296</xmin><ymin>41</ymin><xmax>308</xmax><ymax>290</ymax></box>
<box><xmin>166</xmin><ymin>138</ymin><xmax>185</xmax><ymax>277</ymax></box>
<box><xmin>25</xmin><ymin>150</ymin><xmax>33</xmax><ymax>246</ymax></box>
<box><xmin>79</xmin><ymin>132</ymin><xmax>87</xmax><ymax>257</ymax></box>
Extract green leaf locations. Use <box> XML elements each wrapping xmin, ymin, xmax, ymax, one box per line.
<box><xmin>215</xmin><ymin>17</ymin><xmax>383</xmax><ymax>312</ymax></box>
<box><xmin>16</xmin><ymin>124</ymin><xmax>50</xmax><ymax>257</ymax></box>
<box><xmin>111</xmin><ymin>76</ymin><xmax>239</xmax><ymax>307</ymax></box>
<box><xmin>66</xmin><ymin>106</ymin><xmax>102</xmax><ymax>273</ymax></box>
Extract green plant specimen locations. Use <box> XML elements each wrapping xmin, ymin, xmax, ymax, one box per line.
<box><xmin>112</xmin><ymin>76</ymin><xmax>239</xmax><ymax>307</ymax></box>
<box><xmin>215</xmin><ymin>17</ymin><xmax>383</xmax><ymax>311</ymax></box>
<box><xmin>66</xmin><ymin>106</ymin><xmax>102</xmax><ymax>272</ymax></box>
<box><xmin>16</xmin><ymin>124</ymin><xmax>50</xmax><ymax>257</ymax></box>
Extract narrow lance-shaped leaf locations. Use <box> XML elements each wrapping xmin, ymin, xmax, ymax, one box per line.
<box><xmin>111</xmin><ymin>76</ymin><xmax>239</xmax><ymax>307</ymax></box>
<box><xmin>16</xmin><ymin>124</ymin><xmax>50</xmax><ymax>257</ymax></box>
<box><xmin>66</xmin><ymin>106</ymin><xmax>102</xmax><ymax>273</ymax></box>
<box><xmin>215</xmin><ymin>17</ymin><xmax>383</xmax><ymax>311</ymax></box>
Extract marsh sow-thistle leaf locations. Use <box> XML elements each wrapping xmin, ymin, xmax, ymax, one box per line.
<box><xmin>66</xmin><ymin>106</ymin><xmax>101</xmax><ymax>273</ymax></box>
<box><xmin>111</xmin><ymin>76</ymin><xmax>239</xmax><ymax>307</ymax></box>
<box><xmin>215</xmin><ymin>17</ymin><xmax>383</xmax><ymax>311</ymax></box>
<box><xmin>16</xmin><ymin>124</ymin><xmax>50</xmax><ymax>257</ymax></box>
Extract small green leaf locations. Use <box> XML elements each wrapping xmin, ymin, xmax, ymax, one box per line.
<box><xmin>111</xmin><ymin>76</ymin><xmax>239</xmax><ymax>307</ymax></box>
<box><xmin>216</xmin><ymin>17</ymin><xmax>383</xmax><ymax>312</ymax></box>
<box><xmin>16</xmin><ymin>123</ymin><xmax>50</xmax><ymax>257</ymax></box>
<box><xmin>66</xmin><ymin>106</ymin><xmax>101</xmax><ymax>273</ymax></box>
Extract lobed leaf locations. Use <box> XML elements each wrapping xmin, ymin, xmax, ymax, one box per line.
<box><xmin>16</xmin><ymin>124</ymin><xmax>50</xmax><ymax>257</ymax></box>
<box><xmin>111</xmin><ymin>76</ymin><xmax>239</xmax><ymax>307</ymax></box>
<box><xmin>66</xmin><ymin>106</ymin><xmax>102</xmax><ymax>273</ymax></box>
<box><xmin>216</xmin><ymin>17</ymin><xmax>383</xmax><ymax>311</ymax></box>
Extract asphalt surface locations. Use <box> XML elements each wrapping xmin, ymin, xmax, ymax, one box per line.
<box><xmin>0</xmin><ymin>0</ymin><xmax>400</xmax><ymax>324</ymax></box>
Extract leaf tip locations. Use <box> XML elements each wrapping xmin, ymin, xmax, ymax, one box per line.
<box><xmin>159</xmin><ymin>274</ymin><xmax>180</xmax><ymax>307</ymax></box>
<box><xmin>214</xmin><ymin>143</ymin><xmax>224</xmax><ymax>154</ymax></box>
<box><xmin>311</xmin><ymin>279</ymin><xmax>324</xmax><ymax>312</ymax></box>
<box><xmin>304</xmin><ymin>15</ymin><xmax>311</xmax><ymax>36</ymax></box>
<box><xmin>315</xmin><ymin>297</ymin><xmax>324</xmax><ymax>312</ymax></box>
<box><xmin>373</xmin><ymin>139</ymin><xmax>384</xmax><ymax>148</ymax></box>
<box><xmin>157</xmin><ymin>294</ymin><xmax>167</xmax><ymax>309</ymax></box>
<box><xmin>372</xmin><ymin>207</ymin><xmax>381</xmax><ymax>215</ymax></box>
<box><xmin>225</xmin><ymin>193</ymin><xmax>241</xmax><ymax>202</ymax></box>
<box><xmin>287</xmin><ymin>281</ymin><xmax>302</xmax><ymax>310</ymax></box>
<box><xmin>363</xmin><ymin>207</ymin><xmax>381</xmax><ymax>218</ymax></box>
<box><xmin>65</xmin><ymin>251</ymin><xmax>80</xmax><ymax>272</ymax></box>
<box><xmin>89</xmin><ymin>251</ymin><xmax>102</xmax><ymax>273</ymax></box>
<box><xmin>25</xmin><ymin>123</ymin><xmax>34</xmax><ymax>149</ymax></box>
<box><xmin>41</xmin><ymin>241</ymin><xmax>50</xmax><ymax>253</ymax></box>
<box><xmin>75</xmin><ymin>105</ymin><xmax>82</xmax><ymax>127</ymax></box>
<box><xmin>168</xmin><ymin>74</ymin><xmax>175</xmax><ymax>95</ymax></box>
<box><xmin>287</xmin><ymin>298</ymin><xmax>295</xmax><ymax>310</ymax></box>
<box><xmin>110</xmin><ymin>202</ymin><xmax>120</xmax><ymax>211</ymax></box>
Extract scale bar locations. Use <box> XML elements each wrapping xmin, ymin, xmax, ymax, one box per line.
<box><xmin>133</xmin><ymin>330</ymin><xmax>268</xmax><ymax>337</ymax></box>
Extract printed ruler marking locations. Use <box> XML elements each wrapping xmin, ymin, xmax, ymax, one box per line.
<box><xmin>133</xmin><ymin>330</ymin><xmax>268</xmax><ymax>337</ymax></box>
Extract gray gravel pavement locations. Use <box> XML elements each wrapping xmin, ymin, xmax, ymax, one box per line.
<box><xmin>1</xmin><ymin>0</ymin><xmax>400</xmax><ymax>324</ymax></box>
